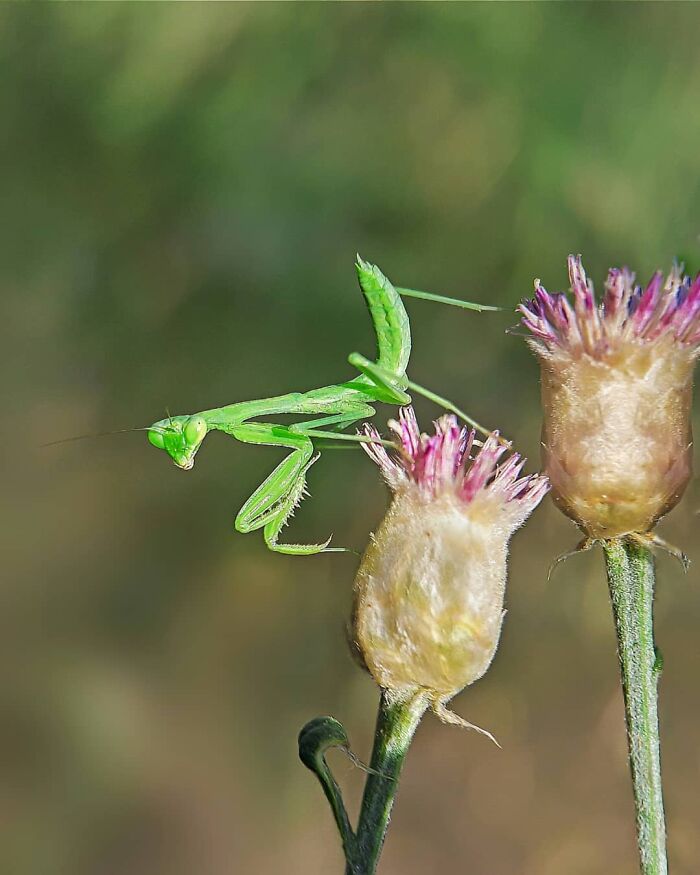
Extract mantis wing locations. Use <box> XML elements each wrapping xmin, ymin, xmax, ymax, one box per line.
<box><xmin>355</xmin><ymin>256</ymin><xmax>411</xmax><ymax>381</ymax></box>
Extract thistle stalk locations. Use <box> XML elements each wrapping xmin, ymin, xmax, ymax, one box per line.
<box><xmin>299</xmin><ymin>694</ymin><xmax>427</xmax><ymax>875</ymax></box>
<box><xmin>519</xmin><ymin>255</ymin><xmax>699</xmax><ymax>870</ymax></box>
<box><xmin>348</xmin><ymin>692</ymin><xmax>428</xmax><ymax>875</ymax></box>
<box><xmin>604</xmin><ymin>539</ymin><xmax>667</xmax><ymax>875</ymax></box>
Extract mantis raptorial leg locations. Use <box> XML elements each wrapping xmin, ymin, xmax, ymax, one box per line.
<box><xmin>229</xmin><ymin>424</ymin><xmax>327</xmax><ymax>554</ymax></box>
<box><xmin>147</xmin><ymin>256</ymin><xmax>501</xmax><ymax>553</ymax></box>
<box><xmin>233</xmin><ymin>412</ymin><xmax>384</xmax><ymax>555</ymax></box>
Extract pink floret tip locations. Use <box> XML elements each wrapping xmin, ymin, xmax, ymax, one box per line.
<box><xmin>519</xmin><ymin>255</ymin><xmax>700</xmax><ymax>356</ymax></box>
<box><xmin>361</xmin><ymin>406</ymin><xmax>549</xmax><ymax>513</ymax></box>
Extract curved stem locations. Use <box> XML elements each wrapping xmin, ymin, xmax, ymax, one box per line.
<box><xmin>298</xmin><ymin>716</ymin><xmax>361</xmax><ymax>872</ymax></box>
<box><xmin>347</xmin><ymin>692</ymin><xmax>428</xmax><ymax>875</ymax></box>
<box><xmin>603</xmin><ymin>539</ymin><xmax>667</xmax><ymax>874</ymax></box>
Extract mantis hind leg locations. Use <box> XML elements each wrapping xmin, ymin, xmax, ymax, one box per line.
<box><xmin>231</xmin><ymin>423</ymin><xmax>339</xmax><ymax>555</ymax></box>
<box><xmin>347</xmin><ymin>352</ymin><xmax>411</xmax><ymax>405</ymax></box>
<box><xmin>350</xmin><ymin>353</ymin><xmax>495</xmax><ymax>439</ymax></box>
<box><xmin>287</xmin><ymin>404</ymin><xmax>376</xmax><ymax>440</ymax></box>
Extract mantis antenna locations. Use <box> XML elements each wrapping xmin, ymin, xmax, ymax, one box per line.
<box><xmin>41</xmin><ymin>427</ymin><xmax>157</xmax><ymax>448</ymax></box>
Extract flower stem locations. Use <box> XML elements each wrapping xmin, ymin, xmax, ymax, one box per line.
<box><xmin>348</xmin><ymin>691</ymin><xmax>428</xmax><ymax>875</ymax></box>
<box><xmin>603</xmin><ymin>539</ymin><xmax>667</xmax><ymax>875</ymax></box>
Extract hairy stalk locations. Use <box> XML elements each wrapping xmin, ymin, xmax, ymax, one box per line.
<box><xmin>348</xmin><ymin>692</ymin><xmax>429</xmax><ymax>875</ymax></box>
<box><xmin>604</xmin><ymin>539</ymin><xmax>667</xmax><ymax>875</ymax></box>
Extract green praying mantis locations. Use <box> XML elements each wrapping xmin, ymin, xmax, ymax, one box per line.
<box><xmin>147</xmin><ymin>257</ymin><xmax>499</xmax><ymax>554</ymax></box>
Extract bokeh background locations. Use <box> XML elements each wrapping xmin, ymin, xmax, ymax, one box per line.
<box><xmin>4</xmin><ymin>4</ymin><xmax>700</xmax><ymax>874</ymax></box>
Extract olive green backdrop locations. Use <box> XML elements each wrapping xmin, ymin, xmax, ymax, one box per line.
<box><xmin>3</xmin><ymin>4</ymin><xmax>700</xmax><ymax>874</ymax></box>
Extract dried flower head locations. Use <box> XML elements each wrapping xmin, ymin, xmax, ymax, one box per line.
<box><xmin>520</xmin><ymin>256</ymin><xmax>699</xmax><ymax>540</ymax></box>
<box><xmin>352</xmin><ymin>408</ymin><xmax>548</xmax><ymax>732</ymax></box>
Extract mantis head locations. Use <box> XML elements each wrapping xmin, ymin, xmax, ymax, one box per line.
<box><xmin>147</xmin><ymin>415</ymin><xmax>208</xmax><ymax>470</ymax></box>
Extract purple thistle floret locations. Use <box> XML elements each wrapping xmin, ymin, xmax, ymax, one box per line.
<box><xmin>361</xmin><ymin>406</ymin><xmax>549</xmax><ymax>515</ymax></box>
<box><xmin>520</xmin><ymin>255</ymin><xmax>700</xmax><ymax>357</ymax></box>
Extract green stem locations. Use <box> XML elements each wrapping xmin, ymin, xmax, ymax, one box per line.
<box><xmin>348</xmin><ymin>691</ymin><xmax>428</xmax><ymax>875</ymax></box>
<box><xmin>603</xmin><ymin>539</ymin><xmax>667</xmax><ymax>875</ymax></box>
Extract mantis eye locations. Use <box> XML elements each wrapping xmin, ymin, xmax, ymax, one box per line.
<box><xmin>184</xmin><ymin>415</ymin><xmax>207</xmax><ymax>446</ymax></box>
<box><xmin>148</xmin><ymin>429</ymin><xmax>166</xmax><ymax>449</ymax></box>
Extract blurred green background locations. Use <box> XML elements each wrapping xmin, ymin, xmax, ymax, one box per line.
<box><xmin>4</xmin><ymin>4</ymin><xmax>700</xmax><ymax>874</ymax></box>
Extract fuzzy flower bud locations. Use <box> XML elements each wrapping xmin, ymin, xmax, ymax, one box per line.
<box><xmin>520</xmin><ymin>256</ymin><xmax>700</xmax><ymax>540</ymax></box>
<box><xmin>352</xmin><ymin>408</ymin><xmax>548</xmax><ymax>728</ymax></box>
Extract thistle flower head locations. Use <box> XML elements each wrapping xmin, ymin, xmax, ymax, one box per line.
<box><xmin>520</xmin><ymin>256</ymin><xmax>698</xmax><ymax>538</ymax></box>
<box><xmin>362</xmin><ymin>406</ymin><xmax>548</xmax><ymax>527</ymax></box>
<box><xmin>520</xmin><ymin>254</ymin><xmax>700</xmax><ymax>358</ymax></box>
<box><xmin>352</xmin><ymin>408</ymin><xmax>547</xmax><ymax>720</ymax></box>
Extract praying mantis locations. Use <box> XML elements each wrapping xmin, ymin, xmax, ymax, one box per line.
<box><xmin>147</xmin><ymin>257</ymin><xmax>499</xmax><ymax>554</ymax></box>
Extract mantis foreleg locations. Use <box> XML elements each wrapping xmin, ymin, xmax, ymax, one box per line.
<box><xmin>231</xmin><ymin>423</ymin><xmax>335</xmax><ymax>555</ymax></box>
<box><xmin>261</xmin><ymin>454</ymin><xmax>330</xmax><ymax>555</ymax></box>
